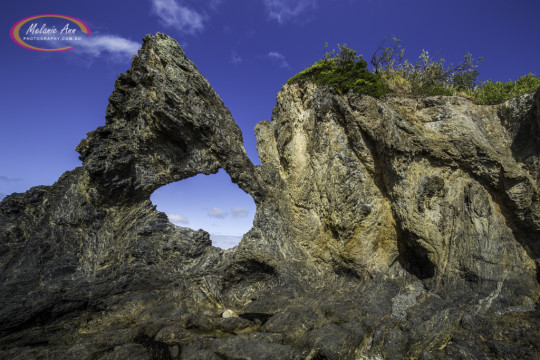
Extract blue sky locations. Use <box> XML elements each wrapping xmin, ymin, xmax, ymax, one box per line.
<box><xmin>2</xmin><ymin>0</ymin><xmax>539</xmax><ymax>248</ymax></box>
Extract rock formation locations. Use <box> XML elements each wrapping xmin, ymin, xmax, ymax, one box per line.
<box><xmin>0</xmin><ymin>33</ymin><xmax>538</xmax><ymax>359</ymax></box>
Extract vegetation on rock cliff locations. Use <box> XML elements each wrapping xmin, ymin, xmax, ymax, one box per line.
<box><xmin>287</xmin><ymin>44</ymin><xmax>388</xmax><ymax>98</ymax></box>
<box><xmin>370</xmin><ymin>37</ymin><xmax>483</xmax><ymax>96</ymax></box>
<box><xmin>289</xmin><ymin>38</ymin><xmax>540</xmax><ymax>104</ymax></box>
<box><xmin>371</xmin><ymin>37</ymin><xmax>540</xmax><ymax>103</ymax></box>
<box><xmin>470</xmin><ymin>73</ymin><xmax>540</xmax><ymax>104</ymax></box>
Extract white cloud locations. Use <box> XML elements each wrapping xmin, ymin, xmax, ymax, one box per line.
<box><xmin>232</xmin><ymin>207</ymin><xmax>248</xmax><ymax>217</ymax></box>
<box><xmin>262</xmin><ymin>0</ymin><xmax>317</xmax><ymax>24</ymax></box>
<box><xmin>0</xmin><ymin>176</ymin><xmax>22</xmax><ymax>182</ymax></box>
<box><xmin>167</xmin><ymin>213</ymin><xmax>189</xmax><ymax>224</ymax></box>
<box><xmin>208</xmin><ymin>207</ymin><xmax>228</xmax><ymax>218</ymax></box>
<box><xmin>72</xmin><ymin>35</ymin><xmax>139</xmax><ymax>59</ymax></box>
<box><xmin>230</xmin><ymin>51</ymin><xmax>243</xmax><ymax>64</ymax></box>
<box><xmin>151</xmin><ymin>0</ymin><xmax>205</xmax><ymax>34</ymax></box>
<box><xmin>268</xmin><ymin>51</ymin><xmax>290</xmax><ymax>68</ymax></box>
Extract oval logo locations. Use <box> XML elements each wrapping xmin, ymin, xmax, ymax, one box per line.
<box><xmin>10</xmin><ymin>14</ymin><xmax>91</xmax><ymax>52</ymax></box>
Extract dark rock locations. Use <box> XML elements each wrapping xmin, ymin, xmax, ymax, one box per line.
<box><xmin>211</xmin><ymin>333</ymin><xmax>304</xmax><ymax>360</ymax></box>
<box><xmin>97</xmin><ymin>344</ymin><xmax>149</xmax><ymax>360</ymax></box>
<box><xmin>182</xmin><ymin>349</ymin><xmax>221</xmax><ymax>360</ymax></box>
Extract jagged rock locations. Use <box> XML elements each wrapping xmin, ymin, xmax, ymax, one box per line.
<box><xmin>0</xmin><ymin>33</ymin><xmax>539</xmax><ymax>359</ymax></box>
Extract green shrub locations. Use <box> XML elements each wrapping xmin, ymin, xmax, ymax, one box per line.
<box><xmin>469</xmin><ymin>73</ymin><xmax>540</xmax><ymax>105</ymax></box>
<box><xmin>287</xmin><ymin>44</ymin><xmax>388</xmax><ymax>98</ymax></box>
<box><xmin>371</xmin><ymin>37</ymin><xmax>483</xmax><ymax>96</ymax></box>
<box><xmin>288</xmin><ymin>40</ymin><xmax>540</xmax><ymax>104</ymax></box>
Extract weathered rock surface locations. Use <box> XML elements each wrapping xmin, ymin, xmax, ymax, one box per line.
<box><xmin>0</xmin><ymin>33</ymin><xmax>538</xmax><ymax>359</ymax></box>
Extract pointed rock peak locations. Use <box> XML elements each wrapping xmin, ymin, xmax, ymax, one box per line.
<box><xmin>76</xmin><ymin>33</ymin><xmax>263</xmax><ymax>202</ymax></box>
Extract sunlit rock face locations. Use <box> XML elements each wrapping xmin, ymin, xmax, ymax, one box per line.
<box><xmin>0</xmin><ymin>33</ymin><xmax>538</xmax><ymax>359</ymax></box>
<box><xmin>256</xmin><ymin>81</ymin><xmax>539</xmax><ymax>291</ymax></box>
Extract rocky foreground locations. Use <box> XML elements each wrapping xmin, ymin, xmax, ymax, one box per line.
<box><xmin>0</xmin><ymin>33</ymin><xmax>539</xmax><ymax>359</ymax></box>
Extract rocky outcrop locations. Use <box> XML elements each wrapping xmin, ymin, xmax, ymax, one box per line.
<box><xmin>258</xmin><ymin>82</ymin><xmax>540</xmax><ymax>287</ymax></box>
<box><xmin>0</xmin><ymin>33</ymin><xmax>539</xmax><ymax>359</ymax></box>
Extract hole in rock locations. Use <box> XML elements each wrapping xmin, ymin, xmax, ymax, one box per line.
<box><xmin>150</xmin><ymin>169</ymin><xmax>256</xmax><ymax>250</ymax></box>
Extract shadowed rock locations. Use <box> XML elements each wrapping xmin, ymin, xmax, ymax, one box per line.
<box><xmin>0</xmin><ymin>33</ymin><xmax>538</xmax><ymax>359</ymax></box>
